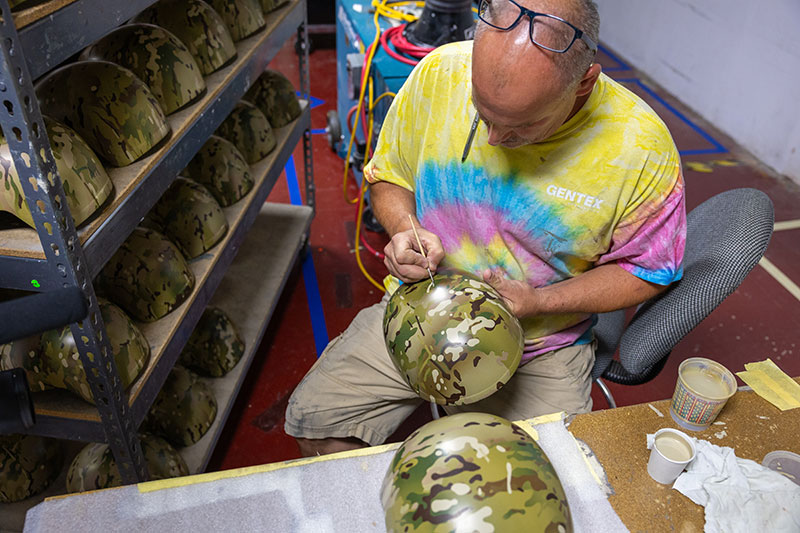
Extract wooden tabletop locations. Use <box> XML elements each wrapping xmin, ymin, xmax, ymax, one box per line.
<box><xmin>568</xmin><ymin>379</ymin><xmax>800</xmax><ymax>533</ymax></box>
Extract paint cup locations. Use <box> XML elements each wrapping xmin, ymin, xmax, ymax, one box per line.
<box><xmin>647</xmin><ymin>428</ymin><xmax>697</xmax><ymax>485</ymax></box>
<box><xmin>669</xmin><ymin>357</ymin><xmax>736</xmax><ymax>431</ymax></box>
<box><xmin>762</xmin><ymin>450</ymin><xmax>800</xmax><ymax>486</ymax></box>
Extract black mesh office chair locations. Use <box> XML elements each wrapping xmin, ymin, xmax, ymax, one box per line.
<box><xmin>592</xmin><ymin>188</ymin><xmax>775</xmax><ymax>407</ymax></box>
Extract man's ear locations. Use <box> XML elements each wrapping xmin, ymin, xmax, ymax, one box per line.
<box><xmin>576</xmin><ymin>63</ymin><xmax>602</xmax><ymax>97</ymax></box>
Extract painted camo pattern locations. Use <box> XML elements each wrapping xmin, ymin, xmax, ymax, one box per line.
<box><xmin>243</xmin><ymin>69</ymin><xmax>302</xmax><ymax>128</ymax></box>
<box><xmin>216</xmin><ymin>100</ymin><xmax>277</xmax><ymax>164</ymax></box>
<box><xmin>184</xmin><ymin>135</ymin><xmax>253</xmax><ymax>206</ymax></box>
<box><xmin>179</xmin><ymin>306</ymin><xmax>245</xmax><ymax>377</ymax></box>
<box><xmin>0</xmin><ymin>434</ymin><xmax>63</xmax><ymax>503</ymax></box>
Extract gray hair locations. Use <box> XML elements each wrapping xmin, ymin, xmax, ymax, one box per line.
<box><xmin>561</xmin><ymin>0</ymin><xmax>600</xmax><ymax>85</ymax></box>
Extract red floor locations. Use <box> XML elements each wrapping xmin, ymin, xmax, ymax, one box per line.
<box><xmin>208</xmin><ymin>40</ymin><xmax>800</xmax><ymax>471</ymax></box>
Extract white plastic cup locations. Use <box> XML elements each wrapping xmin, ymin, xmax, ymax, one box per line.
<box><xmin>647</xmin><ymin>428</ymin><xmax>697</xmax><ymax>485</ymax></box>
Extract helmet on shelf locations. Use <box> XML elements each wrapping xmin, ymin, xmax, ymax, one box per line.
<box><xmin>144</xmin><ymin>365</ymin><xmax>217</xmax><ymax>447</ymax></box>
<box><xmin>259</xmin><ymin>0</ymin><xmax>289</xmax><ymax>14</ymax></box>
<box><xmin>80</xmin><ymin>23</ymin><xmax>206</xmax><ymax>115</ymax></box>
<box><xmin>66</xmin><ymin>433</ymin><xmax>189</xmax><ymax>492</ymax></box>
<box><xmin>97</xmin><ymin>226</ymin><xmax>195</xmax><ymax>322</ymax></box>
<box><xmin>0</xmin><ymin>434</ymin><xmax>63</xmax><ymax>503</ymax></box>
<box><xmin>206</xmin><ymin>0</ymin><xmax>266</xmax><ymax>42</ymax></box>
<box><xmin>215</xmin><ymin>100</ymin><xmax>276</xmax><ymax>164</ymax></box>
<box><xmin>147</xmin><ymin>177</ymin><xmax>228</xmax><ymax>259</ymax></box>
<box><xmin>383</xmin><ymin>269</ymin><xmax>524</xmax><ymax>406</ymax></box>
<box><xmin>183</xmin><ymin>135</ymin><xmax>253</xmax><ymax>207</ymax></box>
<box><xmin>38</xmin><ymin>298</ymin><xmax>150</xmax><ymax>404</ymax></box>
<box><xmin>243</xmin><ymin>69</ymin><xmax>302</xmax><ymax>128</ymax></box>
<box><xmin>35</xmin><ymin>60</ymin><xmax>170</xmax><ymax>167</ymax></box>
<box><xmin>381</xmin><ymin>412</ymin><xmax>572</xmax><ymax>533</ymax></box>
<box><xmin>134</xmin><ymin>0</ymin><xmax>237</xmax><ymax>76</ymax></box>
<box><xmin>179</xmin><ymin>306</ymin><xmax>245</xmax><ymax>377</ymax></box>
<box><xmin>0</xmin><ymin>116</ymin><xmax>113</xmax><ymax>228</ymax></box>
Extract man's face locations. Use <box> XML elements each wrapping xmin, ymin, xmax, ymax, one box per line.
<box><xmin>471</xmin><ymin>0</ymin><xmax>582</xmax><ymax>148</ymax></box>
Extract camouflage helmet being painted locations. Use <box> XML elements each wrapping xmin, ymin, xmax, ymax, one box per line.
<box><xmin>66</xmin><ymin>433</ymin><xmax>189</xmax><ymax>493</ymax></box>
<box><xmin>147</xmin><ymin>177</ymin><xmax>228</xmax><ymax>259</ymax></box>
<box><xmin>183</xmin><ymin>135</ymin><xmax>253</xmax><ymax>207</ymax></box>
<box><xmin>179</xmin><ymin>307</ymin><xmax>245</xmax><ymax>377</ymax></box>
<box><xmin>243</xmin><ymin>69</ymin><xmax>302</xmax><ymax>128</ymax></box>
<box><xmin>144</xmin><ymin>365</ymin><xmax>217</xmax><ymax>447</ymax></box>
<box><xmin>35</xmin><ymin>60</ymin><xmax>170</xmax><ymax>167</ymax></box>
<box><xmin>0</xmin><ymin>434</ymin><xmax>63</xmax><ymax>503</ymax></box>
<box><xmin>0</xmin><ymin>116</ymin><xmax>112</xmax><ymax>228</ymax></box>
<box><xmin>206</xmin><ymin>0</ymin><xmax>266</xmax><ymax>42</ymax></box>
<box><xmin>215</xmin><ymin>100</ymin><xmax>276</xmax><ymax>164</ymax></box>
<box><xmin>383</xmin><ymin>270</ymin><xmax>524</xmax><ymax>406</ymax></box>
<box><xmin>97</xmin><ymin>227</ymin><xmax>195</xmax><ymax>322</ymax></box>
<box><xmin>38</xmin><ymin>298</ymin><xmax>150</xmax><ymax>404</ymax></box>
<box><xmin>134</xmin><ymin>0</ymin><xmax>237</xmax><ymax>76</ymax></box>
<box><xmin>80</xmin><ymin>23</ymin><xmax>206</xmax><ymax>115</ymax></box>
<box><xmin>381</xmin><ymin>412</ymin><xmax>572</xmax><ymax>533</ymax></box>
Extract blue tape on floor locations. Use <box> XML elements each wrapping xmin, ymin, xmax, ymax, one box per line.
<box><xmin>285</xmin><ymin>156</ymin><xmax>330</xmax><ymax>356</ymax></box>
<box><xmin>598</xmin><ymin>44</ymin><xmax>631</xmax><ymax>71</ymax></box>
<box><xmin>617</xmin><ymin>78</ymin><xmax>727</xmax><ymax>156</ymax></box>
<box><xmin>296</xmin><ymin>92</ymin><xmax>325</xmax><ymax>109</ymax></box>
<box><xmin>311</xmin><ymin>128</ymin><xmax>327</xmax><ymax>135</ymax></box>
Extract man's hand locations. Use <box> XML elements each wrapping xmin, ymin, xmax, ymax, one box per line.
<box><xmin>482</xmin><ymin>268</ymin><xmax>539</xmax><ymax>318</ymax></box>
<box><xmin>384</xmin><ymin>227</ymin><xmax>444</xmax><ymax>283</ymax></box>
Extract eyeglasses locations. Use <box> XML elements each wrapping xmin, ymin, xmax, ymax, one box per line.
<box><xmin>477</xmin><ymin>0</ymin><xmax>598</xmax><ymax>54</ymax></box>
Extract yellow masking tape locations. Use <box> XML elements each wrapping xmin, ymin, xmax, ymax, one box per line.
<box><xmin>137</xmin><ymin>442</ymin><xmax>402</xmax><ymax>494</ymax></box>
<box><xmin>736</xmin><ymin>358</ymin><xmax>800</xmax><ymax>411</ymax></box>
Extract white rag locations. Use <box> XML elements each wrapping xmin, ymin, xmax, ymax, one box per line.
<box><xmin>667</xmin><ymin>436</ymin><xmax>800</xmax><ymax>533</ymax></box>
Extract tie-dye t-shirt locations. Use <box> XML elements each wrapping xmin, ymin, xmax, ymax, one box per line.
<box><xmin>364</xmin><ymin>41</ymin><xmax>686</xmax><ymax>363</ymax></box>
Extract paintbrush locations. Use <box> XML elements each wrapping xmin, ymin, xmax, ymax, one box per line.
<box><xmin>408</xmin><ymin>214</ymin><xmax>436</xmax><ymax>286</ymax></box>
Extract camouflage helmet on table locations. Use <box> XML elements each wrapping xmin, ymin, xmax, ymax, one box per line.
<box><xmin>0</xmin><ymin>434</ymin><xmax>63</xmax><ymax>503</ymax></box>
<box><xmin>179</xmin><ymin>307</ymin><xmax>245</xmax><ymax>377</ymax></box>
<box><xmin>0</xmin><ymin>116</ymin><xmax>112</xmax><ymax>228</ymax></box>
<box><xmin>243</xmin><ymin>69</ymin><xmax>301</xmax><ymax>128</ymax></box>
<box><xmin>147</xmin><ymin>177</ymin><xmax>228</xmax><ymax>259</ymax></box>
<box><xmin>215</xmin><ymin>100</ymin><xmax>276</xmax><ymax>164</ymax></box>
<box><xmin>80</xmin><ymin>23</ymin><xmax>206</xmax><ymax>115</ymax></box>
<box><xmin>35</xmin><ymin>60</ymin><xmax>170</xmax><ymax>167</ymax></box>
<box><xmin>381</xmin><ymin>412</ymin><xmax>572</xmax><ymax>533</ymax></box>
<box><xmin>383</xmin><ymin>269</ymin><xmax>524</xmax><ymax>406</ymax></box>
<box><xmin>134</xmin><ymin>0</ymin><xmax>237</xmax><ymax>76</ymax></box>
<box><xmin>144</xmin><ymin>365</ymin><xmax>217</xmax><ymax>447</ymax></box>
<box><xmin>183</xmin><ymin>135</ymin><xmax>253</xmax><ymax>207</ymax></box>
<box><xmin>38</xmin><ymin>298</ymin><xmax>150</xmax><ymax>404</ymax></box>
<box><xmin>97</xmin><ymin>227</ymin><xmax>195</xmax><ymax>322</ymax></box>
<box><xmin>66</xmin><ymin>433</ymin><xmax>189</xmax><ymax>492</ymax></box>
<box><xmin>206</xmin><ymin>0</ymin><xmax>266</xmax><ymax>42</ymax></box>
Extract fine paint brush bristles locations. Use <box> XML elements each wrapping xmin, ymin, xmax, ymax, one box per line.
<box><xmin>408</xmin><ymin>214</ymin><xmax>436</xmax><ymax>286</ymax></box>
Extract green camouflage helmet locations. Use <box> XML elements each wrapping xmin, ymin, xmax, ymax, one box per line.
<box><xmin>243</xmin><ymin>69</ymin><xmax>301</xmax><ymax>128</ymax></box>
<box><xmin>259</xmin><ymin>0</ymin><xmax>289</xmax><ymax>13</ymax></box>
<box><xmin>98</xmin><ymin>227</ymin><xmax>195</xmax><ymax>322</ymax></box>
<box><xmin>35</xmin><ymin>60</ymin><xmax>170</xmax><ymax>167</ymax></box>
<box><xmin>38</xmin><ymin>298</ymin><xmax>150</xmax><ymax>404</ymax></box>
<box><xmin>147</xmin><ymin>177</ymin><xmax>228</xmax><ymax>259</ymax></box>
<box><xmin>144</xmin><ymin>365</ymin><xmax>217</xmax><ymax>447</ymax></box>
<box><xmin>206</xmin><ymin>0</ymin><xmax>266</xmax><ymax>42</ymax></box>
<box><xmin>179</xmin><ymin>307</ymin><xmax>245</xmax><ymax>377</ymax></box>
<box><xmin>66</xmin><ymin>433</ymin><xmax>189</xmax><ymax>493</ymax></box>
<box><xmin>215</xmin><ymin>100</ymin><xmax>276</xmax><ymax>164</ymax></box>
<box><xmin>183</xmin><ymin>135</ymin><xmax>253</xmax><ymax>207</ymax></box>
<box><xmin>134</xmin><ymin>0</ymin><xmax>237</xmax><ymax>76</ymax></box>
<box><xmin>0</xmin><ymin>434</ymin><xmax>63</xmax><ymax>503</ymax></box>
<box><xmin>80</xmin><ymin>23</ymin><xmax>206</xmax><ymax>115</ymax></box>
<box><xmin>383</xmin><ymin>270</ymin><xmax>524</xmax><ymax>406</ymax></box>
<box><xmin>381</xmin><ymin>412</ymin><xmax>572</xmax><ymax>533</ymax></box>
<box><xmin>1</xmin><ymin>336</ymin><xmax>62</xmax><ymax>393</ymax></box>
<box><xmin>0</xmin><ymin>116</ymin><xmax>113</xmax><ymax>228</ymax></box>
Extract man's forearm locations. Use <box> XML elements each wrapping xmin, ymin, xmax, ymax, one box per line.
<box><xmin>369</xmin><ymin>181</ymin><xmax>418</xmax><ymax>236</ymax></box>
<box><xmin>529</xmin><ymin>264</ymin><xmax>669</xmax><ymax>316</ymax></box>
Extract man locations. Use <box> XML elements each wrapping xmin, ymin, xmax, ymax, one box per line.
<box><xmin>285</xmin><ymin>0</ymin><xmax>685</xmax><ymax>457</ymax></box>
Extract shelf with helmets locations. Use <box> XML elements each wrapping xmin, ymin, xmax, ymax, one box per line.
<box><xmin>0</xmin><ymin>0</ymin><xmax>307</xmax><ymax>291</ymax></box>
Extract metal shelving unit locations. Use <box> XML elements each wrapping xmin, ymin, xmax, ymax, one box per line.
<box><xmin>0</xmin><ymin>0</ymin><xmax>314</xmax><ymax>498</ymax></box>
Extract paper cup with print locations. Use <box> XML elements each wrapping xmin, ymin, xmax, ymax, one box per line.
<box><xmin>647</xmin><ymin>428</ymin><xmax>697</xmax><ymax>484</ymax></box>
<box><xmin>670</xmin><ymin>357</ymin><xmax>736</xmax><ymax>431</ymax></box>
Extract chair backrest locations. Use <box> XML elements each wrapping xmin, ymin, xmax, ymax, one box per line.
<box><xmin>592</xmin><ymin>188</ymin><xmax>774</xmax><ymax>384</ymax></box>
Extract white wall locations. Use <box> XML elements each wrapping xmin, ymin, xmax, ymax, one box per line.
<box><xmin>596</xmin><ymin>1</ymin><xmax>800</xmax><ymax>183</ymax></box>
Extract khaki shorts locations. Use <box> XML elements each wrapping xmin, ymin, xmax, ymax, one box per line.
<box><xmin>284</xmin><ymin>296</ymin><xmax>595</xmax><ymax>446</ymax></box>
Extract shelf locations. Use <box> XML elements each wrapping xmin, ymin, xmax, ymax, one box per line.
<box><xmin>22</xmin><ymin>103</ymin><xmax>311</xmax><ymax>442</ymax></box>
<box><xmin>14</xmin><ymin>0</ymin><xmax>159</xmax><ymax>80</ymax></box>
<box><xmin>181</xmin><ymin>202</ymin><xmax>313</xmax><ymax>474</ymax></box>
<box><xmin>0</xmin><ymin>0</ymin><xmax>306</xmax><ymax>291</ymax></box>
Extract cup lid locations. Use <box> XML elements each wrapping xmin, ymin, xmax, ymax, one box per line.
<box><xmin>762</xmin><ymin>450</ymin><xmax>800</xmax><ymax>486</ymax></box>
